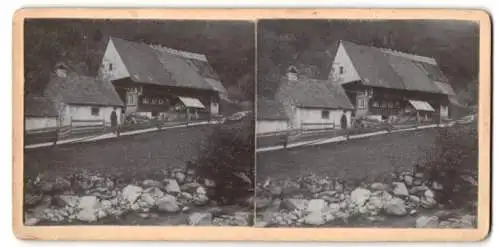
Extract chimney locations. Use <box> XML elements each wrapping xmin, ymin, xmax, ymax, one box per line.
<box><xmin>55</xmin><ymin>63</ymin><xmax>68</xmax><ymax>78</ymax></box>
<box><xmin>287</xmin><ymin>66</ymin><xmax>298</xmax><ymax>81</ymax></box>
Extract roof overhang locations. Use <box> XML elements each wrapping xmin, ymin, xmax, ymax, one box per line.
<box><xmin>408</xmin><ymin>100</ymin><xmax>435</xmax><ymax>112</ymax></box>
<box><xmin>178</xmin><ymin>96</ymin><xmax>205</xmax><ymax>109</ymax></box>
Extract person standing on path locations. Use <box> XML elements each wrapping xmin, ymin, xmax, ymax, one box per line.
<box><xmin>110</xmin><ymin>107</ymin><xmax>119</xmax><ymax>137</ymax></box>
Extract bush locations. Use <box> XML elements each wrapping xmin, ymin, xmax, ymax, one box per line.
<box><xmin>195</xmin><ymin>115</ymin><xmax>254</xmax><ymax>205</ymax></box>
<box><xmin>418</xmin><ymin>124</ymin><xmax>478</xmax><ymax>208</ymax></box>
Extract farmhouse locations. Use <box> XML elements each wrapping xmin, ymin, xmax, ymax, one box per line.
<box><xmin>24</xmin><ymin>95</ymin><xmax>58</xmax><ymax>131</ymax></box>
<box><xmin>99</xmin><ymin>36</ymin><xmax>226</xmax><ymax>121</ymax></box>
<box><xmin>44</xmin><ymin>64</ymin><xmax>125</xmax><ymax>127</ymax></box>
<box><xmin>329</xmin><ymin>40</ymin><xmax>456</xmax><ymax>122</ymax></box>
<box><xmin>275</xmin><ymin>67</ymin><xmax>355</xmax><ymax>131</ymax></box>
<box><xmin>257</xmin><ymin>98</ymin><xmax>290</xmax><ymax>134</ymax></box>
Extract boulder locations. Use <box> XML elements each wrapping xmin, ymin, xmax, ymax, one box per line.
<box><xmin>432</xmin><ymin>181</ymin><xmax>444</xmax><ymax>191</ymax></box>
<box><xmin>370</xmin><ymin>183</ymin><xmax>390</xmax><ymax>191</ymax></box>
<box><xmin>181</xmin><ymin>182</ymin><xmax>202</xmax><ymax>194</ymax></box>
<box><xmin>306</xmin><ymin>199</ymin><xmax>327</xmax><ymax>213</ymax></box>
<box><xmin>144</xmin><ymin>187</ymin><xmax>164</xmax><ymax>200</ymax></box>
<box><xmin>424</xmin><ymin>189</ymin><xmax>435</xmax><ymax>199</ymax></box>
<box><xmin>403</xmin><ymin>175</ymin><xmax>414</xmax><ymax>186</ymax></box>
<box><xmin>409</xmin><ymin>195</ymin><xmax>421</xmax><ymax>204</ymax></box>
<box><xmin>392</xmin><ymin>182</ymin><xmax>409</xmax><ymax>197</ymax></box>
<box><xmin>421</xmin><ymin>197</ymin><xmax>437</xmax><ymax>209</ymax></box>
<box><xmin>157</xmin><ymin>195</ymin><xmax>180</xmax><ymax>213</ymax></box>
<box><xmin>58</xmin><ymin>195</ymin><xmax>80</xmax><ymax>208</ymax></box>
<box><xmin>25</xmin><ymin>217</ymin><xmax>40</xmax><ymax>226</ymax></box>
<box><xmin>416</xmin><ymin>216</ymin><xmax>439</xmax><ymax>228</ymax></box>
<box><xmin>350</xmin><ymin>188</ymin><xmax>371</xmax><ymax>206</ymax></box>
<box><xmin>139</xmin><ymin>193</ymin><xmax>156</xmax><ymax>208</ymax></box>
<box><xmin>77</xmin><ymin>209</ymin><xmax>98</xmax><ymax>222</ymax></box>
<box><xmin>188</xmin><ymin>212</ymin><xmax>212</xmax><ymax>225</ymax></box>
<box><xmin>303</xmin><ymin>211</ymin><xmax>325</xmax><ymax>226</ymax></box>
<box><xmin>384</xmin><ymin>197</ymin><xmax>407</xmax><ymax>216</ymax></box>
<box><xmin>193</xmin><ymin>194</ymin><xmax>209</xmax><ymax>206</ymax></box>
<box><xmin>409</xmin><ymin>185</ymin><xmax>429</xmax><ymax>195</ymax></box>
<box><xmin>53</xmin><ymin>177</ymin><xmax>72</xmax><ymax>191</ymax></box>
<box><xmin>164</xmin><ymin>179</ymin><xmax>181</xmax><ymax>194</ymax></box>
<box><xmin>78</xmin><ymin>196</ymin><xmax>100</xmax><ymax>210</ymax></box>
<box><xmin>40</xmin><ymin>182</ymin><xmax>54</xmax><ymax>193</ymax></box>
<box><xmin>328</xmin><ymin>203</ymin><xmax>341</xmax><ymax>214</ymax></box>
<box><xmin>180</xmin><ymin>192</ymin><xmax>193</xmax><ymax>200</ymax></box>
<box><xmin>281</xmin><ymin>198</ymin><xmax>308</xmax><ymax>211</ymax></box>
<box><xmin>174</xmin><ymin>172</ymin><xmax>186</xmax><ymax>184</ymax></box>
<box><xmin>122</xmin><ymin>185</ymin><xmax>143</xmax><ymax>204</ymax></box>
<box><xmin>142</xmin><ymin>179</ymin><xmax>163</xmax><ymax>189</ymax></box>
<box><xmin>196</xmin><ymin>186</ymin><xmax>207</xmax><ymax>195</ymax></box>
<box><xmin>204</xmin><ymin>179</ymin><xmax>216</xmax><ymax>188</ymax></box>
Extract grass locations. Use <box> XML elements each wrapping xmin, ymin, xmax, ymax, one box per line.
<box><xmin>256</xmin><ymin>128</ymin><xmax>441</xmax><ymax>183</ymax></box>
<box><xmin>23</xmin><ymin>125</ymin><xmax>217</xmax><ymax>181</ymax></box>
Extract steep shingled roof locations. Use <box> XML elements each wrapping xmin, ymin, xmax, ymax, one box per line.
<box><xmin>340</xmin><ymin>40</ymin><xmax>455</xmax><ymax>96</ymax></box>
<box><xmin>276</xmin><ymin>76</ymin><xmax>354</xmax><ymax>110</ymax></box>
<box><xmin>45</xmin><ymin>73</ymin><xmax>124</xmax><ymax>107</ymax></box>
<box><xmin>257</xmin><ymin>98</ymin><xmax>288</xmax><ymax>121</ymax></box>
<box><xmin>110</xmin><ymin>37</ymin><xmax>225</xmax><ymax>92</ymax></box>
<box><xmin>24</xmin><ymin>95</ymin><xmax>58</xmax><ymax>117</ymax></box>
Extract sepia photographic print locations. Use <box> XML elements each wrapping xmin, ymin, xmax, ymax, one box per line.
<box><xmin>13</xmin><ymin>9</ymin><xmax>491</xmax><ymax>241</ymax></box>
<box><xmin>22</xmin><ymin>19</ymin><xmax>255</xmax><ymax>226</ymax></box>
<box><xmin>256</xmin><ymin>20</ymin><xmax>481</xmax><ymax>229</ymax></box>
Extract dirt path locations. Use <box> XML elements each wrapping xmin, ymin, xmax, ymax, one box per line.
<box><xmin>257</xmin><ymin>129</ymin><xmax>439</xmax><ymax>182</ymax></box>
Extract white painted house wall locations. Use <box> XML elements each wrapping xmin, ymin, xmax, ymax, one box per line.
<box><xmin>440</xmin><ymin>105</ymin><xmax>449</xmax><ymax>119</ymax></box>
<box><xmin>25</xmin><ymin>117</ymin><xmax>58</xmax><ymax>131</ymax></box>
<box><xmin>257</xmin><ymin>120</ymin><xmax>289</xmax><ymax>134</ymax></box>
<box><xmin>295</xmin><ymin>107</ymin><xmax>351</xmax><ymax>130</ymax></box>
<box><xmin>329</xmin><ymin>42</ymin><xmax>361</xmax><ymax>84</ymax></box>
<box><xmin>60</xmin><ymin>104</ymin><xmax>122</xmax><ymax>127</ymax></box>
<box><xmin>100</xmin><ymin>38</ymin><xmax>130</xmax><ymax>81</ymax></box>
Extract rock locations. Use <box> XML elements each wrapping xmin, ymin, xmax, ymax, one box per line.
<box><xmin>144</xmin><ymin>187</ymin><xmax>164</xmax><ymax>200</ymax></box>
<box><xmin>255</xmin><ymin>197</ymin><xmax>272</xmax><ymax>209</ymax></box>
<box><xmin>180</xmin><ymin>182</ymin><xmax>201</xmax><ymax>194</ymax></box>
<box><xmin>424</xmin><ymin>189</ymin><xmax>435</xmax><ymax>199</ymax></box>
<box><xmin>350</xmin><ymin>188</ymin><xmax>371</xmax><ymax>206</ymax></box>
<box><xmin>409</xmin><ymin>195</ymin><xmax>421</xmax><ymax>204</ymax></box>
<box><xmin>196</xmin><ymin>186</ymin><xmax>207</xmax><ymax>195</ymax></box>
<box><xmin>303</xmin><ymin>212</ymin><xmax>325</xmax><ymax>226</ymax></box>
<box><xmin>58</xmin><ymin>195</ymin><xmax>80</xmax><ymax>208</ymax></box>
<box><xmin>306</xmin><ymin>199</ymin><xmax>327</xmax><ymax>213</ymax></box>
<box><xmin>77</xmin><ymin>210</ymin><xmax>97</xmax><ymax>222</ymax></box>
<box><xmin>334</xmin><ymin>180</ymin><xmax>344</xmax><ymax>192</ymax></box>
<box><xmin>403</xmin><ymin>175</ymin><xmax>413</xmax><ymax>186</ymax></box>
<box><xmin>409</xmin><ymin>209</ymin><xmax>418</xmax><ymax>215</ymax></box>
<box><xmin>164</xmin><ymin>179</ymin><xmax>181</xmax><ymax>194</ymax></box>
<box><xmin>328</xmin><ymin>203</ymin><xmax>341</xmax><ymax>214</ymax></box>
<box><xmin>188</xmin><ymin>212</ymin><xmax>212</xmax><ymax>225</ymax></box>
<box><xmin>101</xmin><ymin>199</ymin><xmax>114</xmax><ymax>211</ymax></box>
<box><xmin>432</xmin><ymin>181</ymin><xmax>444</xmax><ymax>191</ymax></box>
<box><xmin>193</xmin><ymin>194</ymin><xmax>209</xmax><ymax>206</ymax></box>
<box><xmin>204</xmin><ymin>179</ymin><xmax>216</xmax><ymax>188</ymax></box>
<box><xmin>392</xmin><ymin>182</ymin><xmax>409</xmax><ymax>197</ymax></box>
<box><xmin>270</xmin><ymin>186</ymin><xmax>283</xmax><ymax>197</ymax></box>
<box><xmin>24</xmin><ymin>193</ymin><xmax>43</xmax><ymax>206</ymax></box>
<box><xmin>25</xmin><ymin>217</ymin><xmax>40</xmax><ymax>226</ymax></box>
<box><xmin>180</xmin><ymin>192</ymin><xmax>193</xmax><ymax>200</ymax></box>
<box><xmin>157</xmin><ymin>195</ymin><xmax>180</xmax><ymax>213</ymax></box>
<box><xmin>384</xmin><ymin>197</ymin><xmax>407</xmax><ymax>216</ymax></box>
<box><xmin>122</xmin><ymin>185</ymin><xmax>143</xmax><ymax>204</ymax></box>
<box><xmin>142</xmin><ymin>179</ymin><xmax>163</xmax><ymax>189</ymax></box>
<box><xmin>416</xmin><ymin>216</ymin><xmax>439</xmax><ymax>228</ymax></box>
<box><xmin>370</xmin><ymin>183</ymin><xmax>390</xmax><ymax>191</ymax></box>
<box><xmin>139</xmin><ymin>193</ymin><xmax>156</xmax><ymax>208</ymax></box>
<box><xmin>78</xmin><ymin>196</ymin><xmax>100</xmax><ymax>210</ymax></box>
<box><xmin>182</xmin><ymin>206</ymin><xmax>190</xmax><ymax>212</ymax></box>
<box><xmin>175</xmin><ymin>172</ymin><xmax>186</xmax><ymax>184</ymax></box>
<box><xmin>367</xmin><ymin>216</ymin><xmax>386</xmax><ymax>222</ymax></box>
<box><xmin>413</xmin><ymin>179</ymin><xmax>423</xmax><ymax>186</ymax></box>
<box><xmin>281</xmin><ymin>198</ymin><xmax>308</xmax><ymax>211</ymax></box>
<box><xmin>421</xmin><ymin>197</ymin><xmax>437</xmax><ymax>209</ymax></box>
<box><xmin>409</xmin><ymin>185</ymin><xmax>429</xmax><ymax>194</ymax></box>
<box><xmin>439</xmin><ymin>221</ymin><xmax>452</xmax><ymax>228</ymax></box>
<box><xmin>414</xmin><ymin>172</ymin><xmax>424</xmax><ymax>179</ymax></box>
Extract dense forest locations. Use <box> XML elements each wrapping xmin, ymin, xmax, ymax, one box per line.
<box><xmin>258</xmin><ymin>20</ymin><xmax>479</xmax><ymax>105</ymax></box>
<box><xmin>24</xmin><ymin>20</ymin><xmax>255</xmax><ymax>101</ymax></box>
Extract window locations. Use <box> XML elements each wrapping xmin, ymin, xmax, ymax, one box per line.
<box><xmin>108</xmin><ymin>63</ymin><xmax>113</xmax><ymax>71</ymax></box>
<box><xmin>372</xmin><ymin>101</ymin><xmax>379</xmax><ymax>107</ymax></box>
<box><xmin>151</xmin><ymin>98</ymin><xmax>158</xmax><ymax>104</ymax></box>
<box><xmin>358</xmin><ymin>98</ymin><xmax>366</xmax><ymax>109</ymax></box>
<box><xmin>142</xmin><ymin>97</ymin><xmax>149</xmax><ymax>104</ymax></box>
<box><xmin>91</xmin><ymin>107</ymin><xmax>99</xmax><ymax>116</ymax></box>
<box><xmin>158</xmin><ymin>99</ymin><xmax>164</xmax><ymax>104</ymax></box>
<box><xmin>321</xmin><ymin>110</ymin><xmax>330</xmax><ymax>119</ymax></box>
<box><xmin>127</xmin><ymin>93</ymin><xmax>136</xmax><ymax>106</ymax></box>
<box><xmin>340</xmin><ymin>66</ymin><xmax>344</xmax><ymax>74</ymax></box>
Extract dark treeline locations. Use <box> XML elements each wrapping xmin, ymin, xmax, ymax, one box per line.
<box><xmin>258</xmin><ymin>20</ymin><xmax>479</xmax><ymax>104</ymax></box>
<box><xmin>24</xmin><ymin>19</ymin><xmax>255</xmax><ymax>101</ymax></box>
